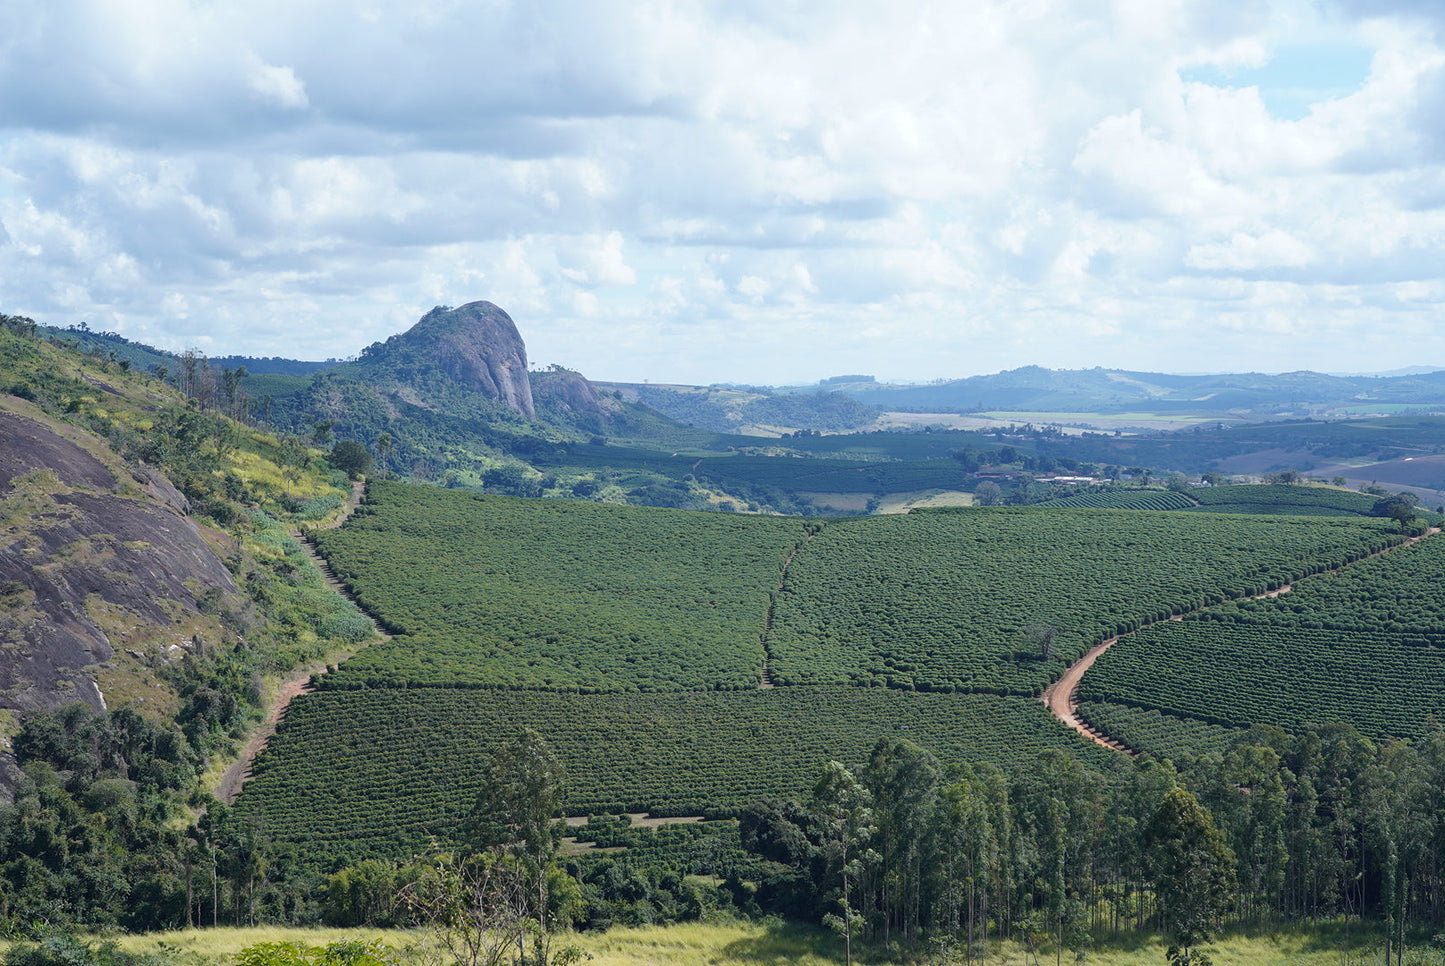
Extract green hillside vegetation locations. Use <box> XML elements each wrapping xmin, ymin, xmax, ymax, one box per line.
<box><xmin>39</xmin><ymin>322</ymin><xmax>338</xmax><ymax>376</ymax></box>
<box><xmin>316</xmin><ymin>483</ymin><xmax>803</xmax><ymax>691</ymax></box>
<box><xmin>0</xmin><ymin>316</ymin><xmax>413</xmax><ymax>934</ymax></box>
<box><xmin>1181</xmin><ymin>482</ymin><xmax>1425</xmax><ymax>517</ymax></box>
<box><xmin>236</xmin><ymin>688</ymin><xmax>1113</xmax><ymax>865</ymax></box>
<box><xmin>16</xmin><ymin>312</ymin><xmax>1445</xmax><ymax>959</ymax></box>
<box><xmin>0</xmin><ymin>315</ymin><xmax>377</xmax><ymax>725</ymax></box>
<box><xmin>631</xmin><ymin>384</ymin><xmax>879</xmax><ymax>434</ymax></box>
<box><xmin>1082</xmin><ymin>532</ymin><xmax>1445</xmax><ymax>738</ymax></box>
<box><xmin>1040</xmin><ymin>481</ymin><xmax>1442</xmax><ymax>523</ymax></box>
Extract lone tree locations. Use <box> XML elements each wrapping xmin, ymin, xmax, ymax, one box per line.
<box><xmin>328</xmin><ymin>440</ymin><xmax>375</xmax><ymax>480</ymax></box>
<box><xmin>439</xmin><ymin>729</ymin><xmax>579</xmax><ymax>966</ymax></box>
<box><xmin>1026</xmin><ymin>621</ymin><xmax>1058</xmax><ymax>661</ymax></box>
<box><xmin>973</xmin><ymin>480</ymin><xmax>1003</xmax><ymax>506</ymax></box>
<box><xmin>1373</xmin><ymin>493</ymin><xmax>1419</xmax><ymax>532</ymax></box>
<box><xmin>1147</xmin><ymin>787</ymin><xmax>1236</xmax><ymax>966</ymax></box>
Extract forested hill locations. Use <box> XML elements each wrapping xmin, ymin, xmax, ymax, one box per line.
<box><xmin>39</xmin><ymin>321</ymin><xmax>337</xmax><ymax>376</ymax></box>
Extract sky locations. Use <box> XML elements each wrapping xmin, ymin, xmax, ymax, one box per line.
<box><xmin>2</xmin><ymin>1</ymin><xmax>1445</xmax><ymax>386</ymax></box>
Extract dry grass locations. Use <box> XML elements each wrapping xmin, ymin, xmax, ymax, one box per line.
<box><xmin>101</xmin><ymin>925</ymin><xmax>429</xmax><ymax>963</ymax></box>
<box><xmin>91</xmin><ymin>920</ymin><xmax>1390</xmax><ymax>966</ymax></box>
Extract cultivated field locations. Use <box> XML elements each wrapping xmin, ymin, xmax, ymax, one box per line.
<box><xmin>1082</xmin><ymin>530</ymin><xmax>1445</xmax><ymax>738</ymax></box>
<box><xmin>234</xmin><ymin>481</ymin><xmax>1419</xmax><ymax>863</ymax></box>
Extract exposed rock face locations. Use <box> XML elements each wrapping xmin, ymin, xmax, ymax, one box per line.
<box><xmin>0</xmin><ymin>401</ymin><xmax>239</xmax><ymax>725</ymax></box>
<box><xmin>531</xmin><ymin>367</ymin><xmax>608</xmax><ymax>418</ymax></box>
<box><xmin>366</xmin><ymin>301</ymin><xmax>536</xmax><ymax>419</ymax></box>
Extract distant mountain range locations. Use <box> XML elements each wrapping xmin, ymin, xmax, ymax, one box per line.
<box><xmin>20</xmin><ymin>303</ymin><xmax>1445</xmax><ymax>508</ymax></box>
<box><xmin>800</xmin><ymin>365</ymin><xmax>1445</xmax><ymax>416</ymax></box>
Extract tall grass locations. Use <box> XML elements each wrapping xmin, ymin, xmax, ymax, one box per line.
<box><xmin>93</xmin><ymin>920</ymin><xmax>1396</xmax><ymax>966</ymax></box>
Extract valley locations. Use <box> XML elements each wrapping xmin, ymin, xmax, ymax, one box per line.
<box><xmin>6</xmin><ymin>308</ymin><xmax>1445</xmax><ymax>964</ymax></box>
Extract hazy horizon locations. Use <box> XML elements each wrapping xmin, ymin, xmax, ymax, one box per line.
<box><xmin>5</xmin><ymin>1</ymin><xmax>1445</xmax><ymax>385</ymax></box>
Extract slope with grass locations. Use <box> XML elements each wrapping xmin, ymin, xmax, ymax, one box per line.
<box><xmin>0</xmin><ymin>317</ymin><xmax>375</xmax><ymax>795</ymax></box>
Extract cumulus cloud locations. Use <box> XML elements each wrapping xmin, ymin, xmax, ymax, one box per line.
<box><xmin>247</xmin><ymin>57</ymin><xmax>309</xmax><ymax>111</ymax></box>
<box><xmin>2</xmin><ymin>0</ymin><xmax>1445</xmax><ymax>383</ymax></box>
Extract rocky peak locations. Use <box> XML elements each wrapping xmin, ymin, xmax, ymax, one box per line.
<box><xmin>360</xmin><ymin>301</ymin><xmax>536</xmax><ymax>419</ymax></box>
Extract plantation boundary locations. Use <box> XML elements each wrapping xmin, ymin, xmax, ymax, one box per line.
<box><xmin>1050</xmin><ymin>525</ymin><xmax>1442</xmax><ymax>752</ymax></box>
<box><xmin>218</xmin><ymin>479</ymin><xmax>387</xmax><ymax>803</ymax></box>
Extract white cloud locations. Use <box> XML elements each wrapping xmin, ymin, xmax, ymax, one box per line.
<box><xmin>1185</xmin><ymin>229</ymin><xmax>1314</xmax><ymax>271</ymax></box>
<box><xmin>2</xmin><ymin>0</ymin><xmax>1445</xmax><ymax>382</ymax></box>
<box><xmin>558</xmin><ymin>231</ymin><xmax>636</xmax><ymax>288</ymax></box>
<box><xmin>248</xmin><ymin>57</ymin><xmax>309</xmax><ymax>111</ymax></box>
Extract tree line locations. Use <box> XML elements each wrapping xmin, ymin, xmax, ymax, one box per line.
<box><xmin>8</xmin><ymin>706</ymin><xmax>1445</xmax><ymax>966</ymax></box>
<box><xmin>739</xmin><ymin>724</ymin><xmax>1445</xmax><ymax>964</ymax></box>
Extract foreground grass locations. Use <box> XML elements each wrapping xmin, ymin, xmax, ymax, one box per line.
<box><xmin>90</xmin><ymin>918</ymin><xmax>1400</xmax><ymax>966</ymax></box>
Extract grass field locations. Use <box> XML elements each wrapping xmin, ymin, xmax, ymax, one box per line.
<box><xmin>876</xmin><ymin>488</ymin><xmax>975</xmax><ymax>513</ymax></box>
<box><xmin>94</xmin><ymin>919</ymin><xmax>1399</xmax><ymax>966</ymax></box>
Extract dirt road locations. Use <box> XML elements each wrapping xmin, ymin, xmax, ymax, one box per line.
<box><xmin>215</xmin><ymin>480</ymin><xmax>383</xmax><ymax>803</ymax></box>
<box><xmin>1042</xmin><ymin>526</ymin><xmax>1440</xmax><ymax>753</ymax></box>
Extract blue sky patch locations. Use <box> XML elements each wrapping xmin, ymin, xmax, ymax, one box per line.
<box><xmin>1181</xmin><ymin>42</ymin><xmax>1375</xmax><ymax>120</ymax></box>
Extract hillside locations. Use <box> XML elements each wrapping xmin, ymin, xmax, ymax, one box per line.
<box><xmin>347</xmin><ymin>301</ymin><xmax>538</xmax><ymax>418</ymax></box>
<box><xmin>29</xmin><ymin>307</ymin><xmax>1445</xmax><ymax>511</ymax></box>
<box><xmin>0</xmin><ymin>315</ymin><xmax>376</xmax><ymax>800</ymax></box>
<box><xmin>0</xmin><ymin>397</ymin><xmax>242</xmax><ymax>724</ymax></box>
<box><xmin>232</xmin><ymin>480</ymin><xmax>1412</xmax><ymax>865</ymax></box>
<box><xmin>8</xmin><ymin>310</ymin><xmax>1445</xmax><ymax>959</ymax></box>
